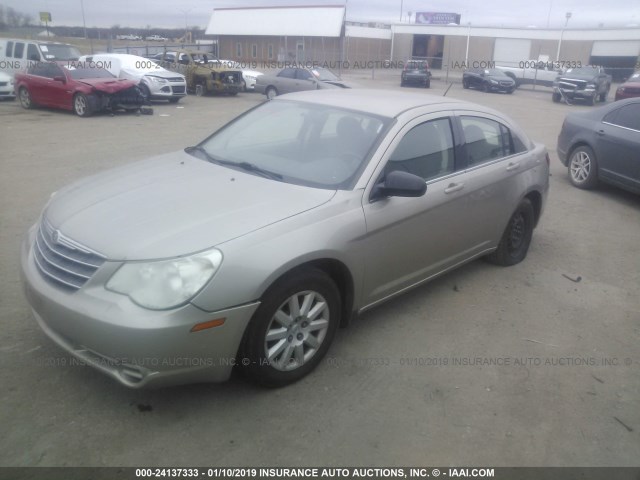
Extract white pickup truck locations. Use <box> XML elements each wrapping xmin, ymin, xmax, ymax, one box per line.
<box><xmin>495</xmin><ymin>60</ymin><xmax>562</xmax><ymax>88</ymax></box>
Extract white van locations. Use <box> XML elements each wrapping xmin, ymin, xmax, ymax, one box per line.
<box><xmin>0</xmin><ymin>38</ymin><xmax>82</xmax><ymax>75</ymax></box>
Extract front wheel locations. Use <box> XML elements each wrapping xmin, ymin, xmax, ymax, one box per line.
<box><xmin>483</xmin><ymin>83</ymin><xmax>491</xmax><ymax>93</ymax></box>
<box><xmin>552</xmin><ymin>92</ymin><xmax>561</xmax><ymax>103</ymax></box>
<box><xmin>486</xmin><ymin>198</ymin><xmax>535</xmax><ymax>266</ymax></box>
<box><xmin>265</xmin><ymin>86</ymin><xmax>278</xmax><ymax>100</ymax></box>
<box><xmin>462</xmin><ymin>79</ymin><xmax>469</xmax><ymax>89</ymax></box>
<box><xmin>424</xmin><ymin>78</ymin><xmax>431</xmax><ymax>88</ymax></box>
<box><xmin>19</xmin><ymin>87</ymin><xmax>33</xmax><ymax>109</ymax></box>
<box><xmin>168</xmin><ymin>97</ymin><xmax>180</xmax><ymax>103</ymax></box>
<box><xmin>599</xmin><ymin>88</ymin><xmax>609</xmax><ymax>103</ymax></box>
<box><xmin>73</xmin><ymin>93</ymin><xmax>93</xmax><ymax>117</ymax></box>
<box><xmin>239</xmin><ymin>268</ymin><xmax>340</xmax><ymax>387</ymax></box>
<box><xmin>568</xmin><ymin>145</ymin><xmax>598</xmax><ymax>189</ymax></box>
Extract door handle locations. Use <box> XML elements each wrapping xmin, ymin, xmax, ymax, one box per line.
<box><xmin>597</xmin><ymin>130</ymin><xmax>605</xmax><ymax>136</ymax></box>
<box><xmin>444</xmin><ymin>182</ymin><xmax>465</xmax><ymax>194</ymax></box>
<box><xmin>506</xmin><ymin>162</ymin><xmax>520</xmax><ymax>171</ymax></box>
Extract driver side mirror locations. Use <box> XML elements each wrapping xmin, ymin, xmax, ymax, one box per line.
<box><xmin>370</xmin><ymin>170</ymin><xmax>427</xmax><ymax>201</ymax></box>
<box><xmin>53</xmin><ymin>76</ymin><xmax>66</xmax><ymax>83</ymax></box>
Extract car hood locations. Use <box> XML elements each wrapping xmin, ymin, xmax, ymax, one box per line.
<box><xmin>558</xmin><ymin>73</ymin><xmax>597</xmax><ymax>81</ymax></box>
<box><xmin>44</xmin><ymin>151</ymin><xmax>336</xmax><ymax>260</ymax></box>
<box><xmin>487</xmin><ymin>75</ymin><xmax>514</xmax><ymax>83</ymax></box>
<box><xmin>320</xmin><ymin>80</ymin><xmax>355</xmax><ymax>88</ymax></box>
<box><xmin>137</xmin><ymin>69</ymin><xmax>183</xmax><ymax>80</ymax></box>
<box><xmin>620</xmin><ymin>80</ymin><xmax>640</xmax><ymax>88</ymax></box>
<box><xmin>76</xmin><ymin>78</ymin><xmax>137</xmax><ymax>93</ymax></box>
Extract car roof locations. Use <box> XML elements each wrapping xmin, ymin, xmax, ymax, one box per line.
<box><xmin>277</xmin><ymin>89</ymin><xmax>479</xmax><ymax>118</ymax></box>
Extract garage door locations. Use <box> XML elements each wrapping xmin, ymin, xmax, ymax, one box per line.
<box><xmin>493</xmin><ymin>38</ymin><xmax>531</xmax><ymax>67</ymax></box>
<box><xmin>591</xmin><ymin>41</ymin><xmax>640</xmax><ymax>57</ymax></box>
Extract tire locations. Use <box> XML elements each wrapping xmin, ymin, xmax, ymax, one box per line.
<box><xmin>239</xmin><ymin>268</ymin><xmax>341</xmax><ymax>387</ymax></box>
<box><xmin>139</xmin><ymin>84</ymin><xmax>151</xmax><ymax>102</ymax></box>
<box><xmin>483</xmin><ymin>83</ymin><xmax>491</xmax><ymax>93</ymax></box>
<box><xmin>168</xmin><ymin>97</ymin><xmax>180</xmax><ymax>103</ymax></box>
<box><xmin>568</xmin><ymin>145</ymin><xmax>598</xmax><ymax>189</ymax></box>
<box><xmin>507</xmin><ymin>88</ymin><xmax>514</xmax><ymax>94</ymax></box>
<box><xmin>265</xmin><ymin>86</ymin><xmax>278</xmax><ymax>100</ymax></box>
<box><xmin>73</xmin><ymin>93</ymin><xmax>92</xmax><ymax>117</ymax></box>
<box><xmin>424</xmin><ymin>78</ymin><xmax>430</xmax><ymax>88</ymax></box>
<box><xmin>587</xmin><ymin>94</ymin><xmax>596</xmax><ymax>106</ymax></box>
<box><xmin>462</xmin><ymin>79</ymin><xmax>469</xmax><ymax>89</ymax></box>
<box><xmin>486</xmin><ymin>198</ymin><xmax>535</xmax><ymax>266</ymax></box>
<box><xmin>19</xmin><ymin>87</ymin><xmax>33</xmax><ymax>109</ymax></box>
<box><xmin>552</xmin><ymin>92</ymin><xmax>561</xmax><ymax>103</ymax></box>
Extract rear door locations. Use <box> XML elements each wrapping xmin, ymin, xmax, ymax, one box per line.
<box><xmin>273</xmin><ymin>68</ymin><xmax>297</xmax><ymax>94</ymax></box>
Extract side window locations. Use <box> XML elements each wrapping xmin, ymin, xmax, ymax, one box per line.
<box><xmin>27</xmin><ymin>44</ymin><xmax>40</xmax><ymax>61</ymax></box>
<box><xmin>607</xmin><ymin>105</ymin><xmax>640</xmax><ymax>131</ymax></box>
<box><xmin>48</xmin><ymin>64</ymin><xmax>64</xmax><ymax>79</ymax></box>
<box><xmin>6</xmin><ymin>41</ymin><xmax>13</xmax><ymax>57</ymax></box>
<box><xmin>235</xmin><ymin>42</ymin><xmax>242</xmax><ymax>58</ymax></box>
<box><xmin>297</xmin><ymin>69</ymin><xmax>313</xmax><ymax>80</ymax></box>
<box><xmin>387</xmin><ymin>118</ymin><xmax>455</xmax><ymax>181</ymax></box>
<box><xmin>14</xmin><ymin>42</ymin><xmax>25</xmax><ymax>59</ymax></box>
<box><xmin>29</xmin><ymin>62</ymin><xmax>49</xmax><ymax>77</ymax></box>
<box><xmin>278</xmin><ymin>68</ymin><xmax>296</xmax><ymax>79</ymax></box>
<box><xmin>461</xmin><ymin>116</ymin><xmax>513</xmax><ymax>166</ymax></box>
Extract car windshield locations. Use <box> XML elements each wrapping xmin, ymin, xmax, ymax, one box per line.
<box><xmin>40</xmin><ymin>44</ymin><xmax>81</xmax><ymax>61</ymax></box>
<box><xmin>564</xmin><ymin>67</ymin><xmax>600</xmax><ymax>76</ymax></box>
<box><xmin>194</xmin><ymin>100</ymin><xmax>390</xmax><ymax>189</ymax></box>
<box><xmin>311</xmin><ymin>67</ymin><xmax>339</xmax><ymax>81</ymax></box>
<box><xmin>630</xmin><ymin>72</ymin><xmax>640</xmax><ymax>80</ymax></box>
<box><xmin>65</xmin><ymin>66</ymin><xmax>116</xmax><ymax>79</ymax></box>
<box><xmin>485</xmin><ymin>69</ymin><xmax>508</xmax><ymax>76</ymax></box>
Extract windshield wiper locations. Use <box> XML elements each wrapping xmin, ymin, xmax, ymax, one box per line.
<box><xmin>184</xmin><ymin>146</ymin><xmax>282</xmax><ymax>181</ymax></box>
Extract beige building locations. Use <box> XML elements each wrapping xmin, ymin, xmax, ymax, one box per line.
<box><xmin>205</xmin><ymin>5</ymin><xmax>391</xmax><ymax>67</ymax></box>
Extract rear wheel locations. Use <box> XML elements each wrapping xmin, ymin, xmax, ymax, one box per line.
<box><xmin>568</xmin><ymin>146</ymin><xmax>598</xmax><ymax>189</ymax></box>
<box><xmin>487</xmin><ymin>198</ymin><xmax>534</xmax><ymax>266</ymax></box>
<box><xmin>19</xmin><ymin>87</ymin><xmax>33</xmax><ymax>109</ymax></box>
<box><xmin>239</xmin><ymin>268</ymin><xmax>340</xmax><ymax>387</ymax></box>
<box><xmin>462</xmin><ymin>78</ymin><xmax>469</xmax><ymax>89</ymax></box>
<box><xmin>73</xmin><ymin>93</ymin><xmax>92</xmax><ymax>117</ymax></box>
<box><xmin>265</xmin><ymin>86</ymin><xmax>278</xmax><ymax>100</ymax></box>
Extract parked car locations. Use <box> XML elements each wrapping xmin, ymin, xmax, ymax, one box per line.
<box><xmin>80</xmin><ymin>54</ymin><xmax>187</xmax><ymax>103</ymax></box>
<box><xmin>116</xmin><ymin>34</ymin><xmax>142</xmax><ymax>41</ymax></box>
<box><xmin>615</xmin><ymin>71</ymin><xmax>640</xmax><ymax>101</ymax></box>
<box><xmin>0</xmin><ymin>70</ymin><xmax>15</xmax><ymax>100</ymax></box>
<box><xmin>20</xmin><ymin>89</ymin><xmax>549</xmax><ymax>389</ymax></box>
<box><xmin>145</xmin><ymin>35</ymin><xmax>168</xmax><ymax>42</ymax></box>
<box><xmin>400</xmin><ymin>60</ymin><xmax>431</xmax><ymax>88</ymax></box>
<box><xmin>255</xmin><ymin>66</ymin><xmax>351</xmax><ymax>99</ymax></box>
<box><xmin>15</xmin><ymin>61</ymin><xmax>146</xmax><ymax>117</ymax></box>
<box><xmin>557</xmin><ymin>98</ymin><xmax>640</xmax><ymax>194</ymax></box>
<box><xmin>552</xmin><ymin>66</ymin><xmax>611</xmax><ymax>105</ymax></box>
<box><xmin>0</xmin><ymin>38</ymin><xmax>81</xmax><ymax>75</ymax></box>
<box><xmin>210</xmin><ymin>59</ymin><xmax>263</xmax><ymax>91</ymax></box>
<box><xmin>159</xmin><ymin>50</ymin><xmax>242</xmax><ymax>96</ymax></box>
<box><xmin>462</xmin><ymin>68</ymin><xmax>516</xmax><ymax>93</ymax></box>
<box><xmin>495</xmin><ymin>60</ymin><xmax>561</xmax><ymax>88</ymax></box>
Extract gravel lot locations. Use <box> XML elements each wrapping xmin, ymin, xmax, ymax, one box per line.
<box><xmin>1</xmin><ymin>74</ymin><xmax>638</xmax><ymax>468</ymax></box>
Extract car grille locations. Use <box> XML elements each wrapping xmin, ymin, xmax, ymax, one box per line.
<box><xmin>221</xmin><ymin>71</ymin><xmax>243</xmax><ymax>85</ymax></box>
<box><xmin>0</xmin><ymin>82</ymin><xmax>7</xmax><ymax>87</ymax></box>
<box><xmin>33</xmin><ymin>218</ymin><xmax>106</xmax><ymax>290</ymax></box>
<box><xmin>167</xmin><ymin>77</ymin><xmax>184</xmax><ymax>83</ymax></box>
<box><xmin>171</xmin><ymin>86</ymin><xmax>186</xmax><ymax>94</ymax></box>
<box><xmin>499</xmin><ymin>81</ymin><xmax>512</xmax><ymax>87</ymax></box>
<box><xmin>559</xmin><ymin>80</ymin><xmax>586</xmax><ymax>90</ymax></box>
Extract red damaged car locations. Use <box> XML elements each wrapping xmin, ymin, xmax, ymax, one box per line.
<box><xmin>15</xmin><ymin>61</ymin><xmax>148</xmax><ymax>117</ymax></box>
<box><xmin>615</xmin><ymin>71</ymin><xmax>640</xmax><ymax>101</ymax></box>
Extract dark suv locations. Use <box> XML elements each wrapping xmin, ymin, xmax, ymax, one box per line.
<box><xmin>401</xmin><ymin>60</ymin><xmax>431</xmax><ymax>88</ymax></box>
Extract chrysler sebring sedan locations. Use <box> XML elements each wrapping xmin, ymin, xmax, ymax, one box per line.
<box><xmin>21</xmin><ymin>89</ymin><xmax>549</xmax><ymax>388</ymax></box>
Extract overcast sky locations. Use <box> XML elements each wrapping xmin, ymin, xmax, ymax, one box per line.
<box><xmin>3</xmin><ymin>0</ymin><xmax>638</xmax><ymax>29</ymax></box>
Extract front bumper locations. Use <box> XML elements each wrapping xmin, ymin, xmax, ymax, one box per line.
<box><xmin>148</xmin><ymin>81</ymin><xmax>187</xmax><ymax>99</ymax></box>
<box><xmin>553</xmin><ymin>86</ymin><xmax>596</xmax><ymax>101</ymax></box>
<box><xmin>488</xmin><ymin>82</ymin><xmax>515</xmax><ymax>92</ymax></box>
<box><xmin>0</xmin><ymin>86</ymin><xmax>15</xmax><ymax>99</ymax></box>
<box><xmin>401</xmin><ymin>74</ymin><xmax>430</xmax><ymax>85</ymax></box>
<box><xmin>20</xmin><ymin>226</ymin><xmax>259</xmax><ymax>388</ymax></box>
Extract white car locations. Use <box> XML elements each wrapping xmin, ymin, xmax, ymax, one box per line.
<box><xmin>79</xmin><ymin>53</ymin><xmax>187</xmax><ymax>103</ymax></box>
<box><xmin>211</xmin><ymin>59</ymin><xmax>263</xmax><ymax>91</ymax></box>
<box><xmin>146</xmin><ymin>35</ymin><xmax>168</xmax><ymax>42</ymax></box>
<box><xmin>0</xmin><ymin>71</ymin><xmax>15</xmax><ymax>100</ymax></box>
<box><xmin>116</xmin><ymin>34</ymin><xmax>142</xmax><ymax>41</ymax></box>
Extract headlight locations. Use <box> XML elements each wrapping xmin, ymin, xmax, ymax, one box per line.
<box><xmin>617</xmin><ymin>87</ymin><xmax>624</xmax><ymax>93</ymax></box>
<box><xmin>106</xmin><ymin>249</ymin><xmax>223</xmax><ymax>310</ymax></box>
<box><xmin>490</xmin><ymin>79</ymin><xmax>498</xmax><ymax>84</ymax></box>
<box><xmin>586</xmin><ymin>83</ymin><xmax>596</xmax><ymax>89</ymax></box>
<box><xmin>148</xmin><ymin>76</ymin><xmax>168</xmax><ymax>84</ymax></box>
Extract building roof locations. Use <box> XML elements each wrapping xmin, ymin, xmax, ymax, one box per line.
<box><xmin>205</xmin><ymin>5</ymin><xmax>346</xmax><ymax>37</ymax></box>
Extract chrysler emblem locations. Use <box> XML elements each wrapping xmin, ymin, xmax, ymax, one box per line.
<box><xmin>51</xmin><ymin>229</ymin><xmax>61</xmax><ymax>246</ymax></box>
